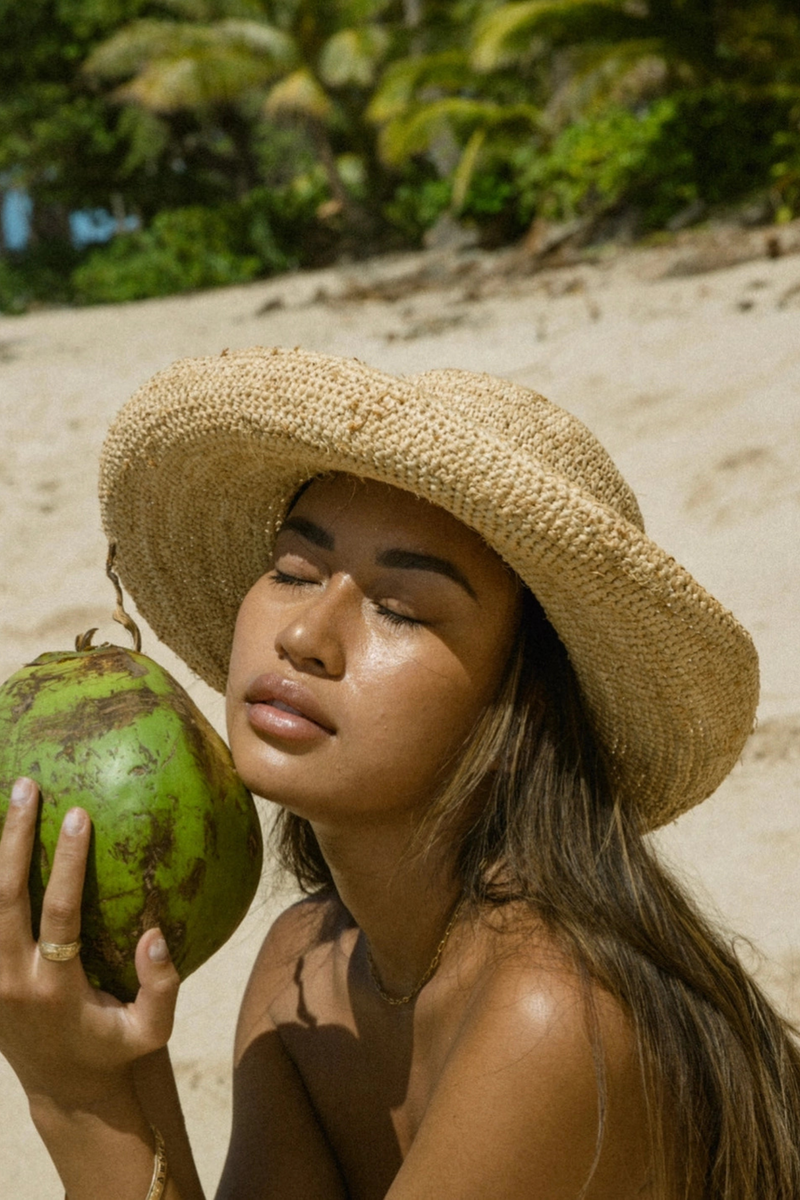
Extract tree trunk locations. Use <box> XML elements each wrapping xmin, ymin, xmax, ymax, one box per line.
<box><xmin>309</xmin><ymin>118</ymin><xmax>350</xmax><ymax>211</ymax></box>
<box><xmin>28</xmin><ymin>200</ymin><xmax>71</xmax><ymax>246</ymax></box>
<box><xmin>309</xmin><ymin>118</ymin><xmax>378</xmax><ymax>251</ymax></box>
<box><xmin>221</xmin><ymin>106</ymin><xmax>262</xmax><ymax>198</ymax></box>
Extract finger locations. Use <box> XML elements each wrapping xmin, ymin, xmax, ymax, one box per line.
<box><xmin>128</xmin><ymin>929</ymin><xmax>180</xmax><ymax>1051</ymax></box>
<box><xmin>0</xmin><ymin>778</ymin><xmax>39</xmax><ymax>937</ymax></box>
<box><xmin>38</xmin><ymin>807</ymin><xmax>91</xmax><ymax>950</ymax></box>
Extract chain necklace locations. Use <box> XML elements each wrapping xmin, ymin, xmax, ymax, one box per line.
<box><xmin>365</xmin><ymin>897</ymin><xmax>465</xmax><ymax>1006</ymax></box>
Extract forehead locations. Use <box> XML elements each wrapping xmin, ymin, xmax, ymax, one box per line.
<box><xmin>288</xmin><ymin>474</ymin><xmax>483</xmax><ymax>549</ymax></box>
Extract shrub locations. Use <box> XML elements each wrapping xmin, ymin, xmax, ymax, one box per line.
<box><xmin>382</xmin><ymin>164</ymin><xmax>527</xmax><ymax>247</ymax></box>
<box><xmin>517</xmin><ymin>87</ymin><xmax>800</xmax><ymax>230</ymax></box>
<box><xmin>515</xmin><ymin>101</ymin><xmax>686</xmax><ymax>228</ymax></box>
<box><xmin>0</xmin><ymin>242</ymin><xmax>80</xmax><ymax>314</ymax></box>
<box><xmin>71</xmin><ymin>206</ymin><xmax>261</xmax><ymax>304</ymax></box>
<box><xmin>771</xmin><ymin>122</ymin><xmax>800</xmax><ymax>221</ymax></box>
<box><xmin>70</xmin><ymin>170</ymin><xmax>334</xmax><ymax>305</ymax></box>
<box><xmin>460</xmin><ymin>158</ymin><xmax>531</xmax><ymax>244</ymax></box>
<box><xmin>236</xmin><ymin>172</ymin><xmax>333</xmax><ymax>272</ymax></box>
<box><xmin>383</xmin><ymin>175</ymin><xmax>452</xmax><ymax>244</ymax></box>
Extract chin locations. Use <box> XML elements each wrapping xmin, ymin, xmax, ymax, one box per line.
<box><xmin>231</xmin><ymin>750</ymin><xmax>332</xmax><ymax>817</ymax></box>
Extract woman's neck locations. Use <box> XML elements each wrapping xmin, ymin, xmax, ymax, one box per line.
<box><xmin>311</xmin><ymin>816</ymin><xmax>462</xmax><ymax>1000</ymax></box>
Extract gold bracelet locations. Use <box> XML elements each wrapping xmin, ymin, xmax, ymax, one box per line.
<box><xmin>148</xmin><ymin>1125</ymin><xmax>168</xmax><ymax>1200</ymax></box>
<box><xmin>62</xmin><ymin>1124</ymin><xmax>167</xmax><ymax>1200</ymax></box>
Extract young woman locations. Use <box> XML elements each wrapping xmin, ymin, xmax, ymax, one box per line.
<box><xmin>1</xmin><ymin>347</ymin><xmax>798</xmax><ymax>1199</ymax></box>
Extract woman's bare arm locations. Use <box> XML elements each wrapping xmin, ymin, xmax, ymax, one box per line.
<box><xmin>133</xmin><ymin>1048</ymin><xmax>205</xmax><ymax>1198</ymax></box>
<box><xmin>217</xmin><ymin>903</ymin><xmax>348</xmax><ymax>1200</ymax></box>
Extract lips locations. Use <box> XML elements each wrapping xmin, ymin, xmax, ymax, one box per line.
<box><xmin>244</xmin><ymin>673</ymin><xmax>336</xmax><ymax>741</ymax></box>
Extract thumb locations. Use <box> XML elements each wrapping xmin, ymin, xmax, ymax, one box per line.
<box><xmin>131</xmin><ymin>928</ymin><xmax>180</xmax><ymax>1048</ymax></box>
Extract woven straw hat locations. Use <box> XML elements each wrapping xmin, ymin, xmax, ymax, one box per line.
<box><xmin>99</xmin><ymin>346</ymin><xmax>758</xmax><ymax>829</ymax></box>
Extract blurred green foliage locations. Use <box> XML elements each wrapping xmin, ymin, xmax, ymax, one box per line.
<box><xmin>1</xmin><ymin>0</ymin><xmax>799</xmax><ymax>311</ymax></box>
<box><xmin>0</xmin><ymin>241</ymin><xmax>83</xmax><ymax>314</ymax></box>
<box><xmin>382</xmin><ymin>176</ymin><xmax>451</xmax><ymax>243</ymax></box>
<box><xmin>71</xmin><ymin>206</ymin><xmax>262</xmax><ymax>303</ymax></box>
<box><xmin>71</xmin><ymin>171</ymin><xmax>334</xmax><ymax>303</ymax></box>
<box><xmin>517</xmin><ymin>88</ymin><xmax>800</xmax><ymax>230</ymax></box>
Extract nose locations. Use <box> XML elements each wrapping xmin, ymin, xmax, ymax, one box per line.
<box><xmin>275</xmin><ymin>577</ymin><xmax>350</xmax><ymax>678</ymax></box>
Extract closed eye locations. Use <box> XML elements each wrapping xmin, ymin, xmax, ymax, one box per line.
<box><xmin>269</xmin><ymin>568</ymin><xmax>317</xmax><ymax>588</ymax></box>
<box><xmin>375</xmin><ymin>604</ymin><xmax>424</xmax><ymax>630</ymax></box>
<box><xmin>271</xmin><ymin>567</ymin><xmax>424</xmax><ymax>629</ymax></box>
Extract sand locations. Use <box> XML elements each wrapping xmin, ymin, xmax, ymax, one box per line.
<box><xmin>1</xmin><ymin>224</ymin><xmax>799</xmax><ymax>1194</ymax></box>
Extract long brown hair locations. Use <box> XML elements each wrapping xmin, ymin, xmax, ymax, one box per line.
<box><xmin>273</xmin><ymin>588</ymin><xmax>800</xmax><ymax>1196</ymax></box>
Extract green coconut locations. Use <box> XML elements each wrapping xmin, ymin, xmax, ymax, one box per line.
<box><xmin>0</xmin><ymin>576</ymin><xmax>262</xmax><ymax>1002</ymax></box>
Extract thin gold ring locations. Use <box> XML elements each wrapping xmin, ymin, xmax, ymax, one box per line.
<box><xmin>38</xmin><ymin>938</ymin><xmax>82</xmax><ymax>962</ymax></box>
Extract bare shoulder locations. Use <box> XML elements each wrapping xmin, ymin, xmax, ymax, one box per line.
<box><xmin>391</xmin><ymin>913</ymin><xmax>653</xmax><ymax>1198</ymax></box>
<box><xmin>463</xmin><ymin>914</ymin><xmax>638</xmax><ymax>1080</ymax></box>
<box><xmin>235</xmin><ymin>892</ymin><xmax>348</xmax><ymax>1049</ymax></box>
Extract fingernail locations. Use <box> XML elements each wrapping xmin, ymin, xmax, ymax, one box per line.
<box><xmin>148</xmin><ymin>936</ymin><xmax>170</xmax><ymax>963</ymax></box>
<box><xmin>10</xmin><ymin>778</ymin><xmax>34</xmax><ymax>806</ymax></box>
<box><xmin>63</xmin><ymin>808</ymin><xmax>86</xmax><ymax>835</ymax></box>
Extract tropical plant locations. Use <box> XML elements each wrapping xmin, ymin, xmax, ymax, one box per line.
<box><xmin>367</xmin><ymin>45</ymin><xmax>539</xmax><ymax>225</ymax></box>
<box><xmin>0</xmin><ymin>0</ymin><xmax>156</xmax><ymax>246</ymax></box>
<box><xmin>71</xmin><ymin>203</ymin><xmax>261</xmax><ymax>302</ymax></box>
<box><xmin>471</xmin><ymin>0</ymin><xmax>800</xmax><ymax>120</ymax></box>
<box><xmin>4</xmin><ymin>0</ymin><xmax>800</xmax><ymax>313</ymax></box>
<box><xmin>84</xmin><ymin>0</ymin><xmax>395</xmax><ymax>226</ymax></box>
<box><xmin>469</xmin><ymin>0</ymin><xmax>800</xmax><ymax>224</ymax></box>
<box><xmin>68</xmin><ymin>162</ymin><xmax>335</xmax><ymax>303</ymax></box>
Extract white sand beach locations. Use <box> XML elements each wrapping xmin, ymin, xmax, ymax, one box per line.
<box><xmin>1</xmin><ymin>224</ymin><xmax>799</xmax><ymax>1194</ymax></box>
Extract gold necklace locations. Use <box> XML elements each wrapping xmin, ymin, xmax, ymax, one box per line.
<box><xmin>365</xmin><ymin>897</ymin><xmax>465</xmax><ymax>1006</ymax></box>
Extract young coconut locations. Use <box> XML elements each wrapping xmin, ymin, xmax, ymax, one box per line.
<box><xmin>0</xmin><ymin>548</ymin><xmax>262</xmax><ymax>1001</ymax></box>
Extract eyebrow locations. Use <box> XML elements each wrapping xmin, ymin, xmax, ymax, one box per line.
<box><xmin>278</xmin><ymin>516</ymin><xmax>334</xmax><ymax>550</ymax></box>
<box><xmin>376</xmin><ymin>548</ymin><xmax>477</xmax><ymax>600</ymax></box>
<box><xmin>277</xmin><ymin>517</ymin><xmax>478</xmax><ymax>600</ymax></box>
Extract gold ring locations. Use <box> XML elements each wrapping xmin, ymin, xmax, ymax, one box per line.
<box><xmin>38</xmin><ymin>938</ymin><xmax>82</xmax><ymax>962</ymax></box>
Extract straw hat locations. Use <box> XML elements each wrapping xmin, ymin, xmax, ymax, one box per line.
<box><xmin>99</xmin><ymin>346</ymin><xmax>758</xmax><ymax>829</ymax></box>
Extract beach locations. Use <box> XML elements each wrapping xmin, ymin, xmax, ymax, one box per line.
<box><xmin>1</xmin><ymin>224</ymin><xmax>799</xmax><ymax>1194</ymax></box>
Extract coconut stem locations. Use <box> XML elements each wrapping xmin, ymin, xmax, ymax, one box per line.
<box><xmin>106</xmin><ymin>543</ymin><xmax>142</xmax><ymax>653</ymax></box>
<box><xmin>73</xmin><ymin>548</ymin><xmax>143</xmax><ymax>652</ymax></box>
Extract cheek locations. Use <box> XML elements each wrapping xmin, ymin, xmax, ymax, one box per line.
<box><xmin>347</xmin><ymin>643</ymin><xmax>488</xmax><ymax>782</ymax></box>
<box><xmin>225</xmin><ymin>589</ymin><xmax>272</xmax><ymax>741</ymax></box>
<box><xmin>227</xmin><ymin>613</ymin><xmax>252</xmax><ymax>692</ymax></box>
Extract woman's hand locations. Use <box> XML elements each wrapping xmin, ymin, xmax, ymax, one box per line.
<box><xmin>0</xmin><ymin>776</ymin><xmax>181</xmax><ymax>1116</ymax></box>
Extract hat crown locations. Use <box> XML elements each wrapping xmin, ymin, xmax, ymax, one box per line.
<box><xmin>413</xmin><ymin>368</ymin><xmax>644</xmax><ymax>531</ymax></box>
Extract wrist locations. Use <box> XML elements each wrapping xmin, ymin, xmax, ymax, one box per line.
<box><xmin>29</xmin><ymin>1089</ymin><xmax>160</xmax><ymax>1200</ymax></box>
<box><xmin>22</xmin><ymin>1054</ymin><xmax>138</xmax><ymax>1119</ymax></box>
<box><xmin>28</xmin><ymin>1068</ymin><xmax>145</xmax><ymax>1137</ymax></box>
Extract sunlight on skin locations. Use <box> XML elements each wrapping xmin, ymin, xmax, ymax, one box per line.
<box><xmin>225</xmin><ymin>474</ymin><xmax>521</xmax><ymax>829</ymax></box>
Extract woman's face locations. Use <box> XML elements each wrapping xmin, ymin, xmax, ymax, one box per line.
<box><xmin>226</xmin><ymin>475</ymin><xmax>520</xmax><ymax>827</ymax></box>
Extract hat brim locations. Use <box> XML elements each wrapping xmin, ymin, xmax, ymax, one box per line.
<box><xmin>99</xmin><ymin>347</ymin><xmax>758</xmax><ymax>829</ymax></box>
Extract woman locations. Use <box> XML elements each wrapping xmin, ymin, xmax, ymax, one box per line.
<box><xmin>1</xmin><ymin>347</ymin><xmax>798</xmax><ymax>1198</ymax></box>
